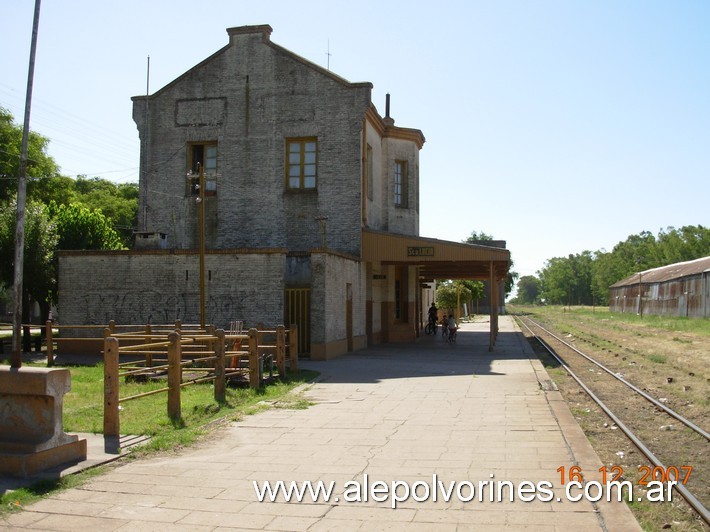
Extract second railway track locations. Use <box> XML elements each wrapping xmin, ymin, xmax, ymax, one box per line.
<box><xmin>513</xmin><ymin>313</ymin><xmax>709</xmax><ymax>528</ymax></box>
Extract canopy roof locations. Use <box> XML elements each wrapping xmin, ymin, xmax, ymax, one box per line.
<box><xmin>362</xmin><ymin>229</ymin><xmax>510</xmax><ymax>282</ymax></box>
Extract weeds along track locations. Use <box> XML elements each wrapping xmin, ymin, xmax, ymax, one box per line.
<box><xmin>513</xmin><ymin>313</ymin><xmax>709</xmax><ymax>528</ymax></box>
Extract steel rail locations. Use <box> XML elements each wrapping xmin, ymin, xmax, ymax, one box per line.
<box><xmin>520</xmin><ymin>315</ymin><xmax>709</xmax><ymax>441</ymax></box>
<box><xmin>514</xmin><ymin>315</ymin><xmax>710</xmax><ymax>526</ymax></box>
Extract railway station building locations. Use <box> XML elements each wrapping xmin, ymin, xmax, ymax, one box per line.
<box><xmin>58</xmin><ymin>25</ymin><xmax>510</xmax><ymax>358</ymax></box>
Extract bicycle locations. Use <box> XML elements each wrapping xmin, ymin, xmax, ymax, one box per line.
<box><xmin>424</xmin><ymin>317</ymin><xmax>437</xmax><ymax>335</ymax></box>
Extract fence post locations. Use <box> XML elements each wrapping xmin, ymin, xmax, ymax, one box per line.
<box><xmin>109</xmin><ymin>320</ymin><xmax>116</xmax><ymax>335</ymax></box>
<box><xmin>289</xmin><ymin>324</ymin><xmax>298</xmax><ymax>372</ymax></box>
<box><xmin>248</xmin><ymin>328</ymin><xmax>260</xmax><ymax>389</ymax></box>
<box><xmin>214</xmin><ymin>329</ymin><xmax>226</xmax><ymax>403</ymax></box>
<box><xmin>103</xmin><ymin>335</ymin><xmax>120</xmax><ymax>437</ymax></box>
<box><xmin>46</xmin><ymin>320</ymin><xmax>54</xmax><ymax>367</ymax></box>
<box><xmin>175</xmin><ymin>319</ymin><xmax>182</xmax><ymax>331</ymax></box>
<box><xmin>276</xmin><ymin>325</ymin><xmax>286</xmax><ymax>378</ymax></box>
<box><xmin>167</xmin><ymin>331</ymin><xmax>182</xmax><ymax>421</ymax></box>
<box><xmin>144</xmin><ymin>324</ymin><xmax>153</xmax><ymax>367</ymax></box>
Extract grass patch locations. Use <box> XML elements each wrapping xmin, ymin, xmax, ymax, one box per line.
<box><xmin>511</xmin><ymin>304</ymin><xmax>710</xmax><ymax>337</ymax></box>
<box><xmin>0</xmin><ymin>361</ymin><xmax>318</xmax><ymax>515</ymax></box>
<box><xmin>2</xmin><ymin>466</ymin><xmax>106</xmax><ymax>514</ymax></box>
<box><xmin>59</xmin><ymin>363</ymin><xmax>319</xmax><ymax>452</ymax></box>
<box><xmin>647</xmin><ymin>354</ymin><xmax>666</xmax><ymax>364</ymax></box>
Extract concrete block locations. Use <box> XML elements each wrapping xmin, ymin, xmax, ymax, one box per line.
<box><xmin>0</xmin><ymin>366</ymin><xmax>87</xmax><ymax>477</ymax></box>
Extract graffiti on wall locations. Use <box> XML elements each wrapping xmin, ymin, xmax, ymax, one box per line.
<box><xmin>77</xmin><ymin>287</ymin><xmax>280</xmax><ymax>328</ymax></box>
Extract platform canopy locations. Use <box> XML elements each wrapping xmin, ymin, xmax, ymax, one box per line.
<box><xmin>361</xmin><ymin>229</ymin><xmax>510</xmax><ymax>282</ymax></box>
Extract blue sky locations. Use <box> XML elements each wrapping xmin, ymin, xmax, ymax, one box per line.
<box><xmin>2</xmin><ymin>1</ymin><xmax>708</xmax><ymax>283</ymax></box>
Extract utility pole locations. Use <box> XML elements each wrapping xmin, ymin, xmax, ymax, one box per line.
<box><xmin>12</xmin><ymin>0</ymin><xmax>42</xmax><ymax>368</ymax></box>
<box><xmin>198</xmin><ymin>164</ymin><xmax>206</xmax><ymax>329</ymax></box>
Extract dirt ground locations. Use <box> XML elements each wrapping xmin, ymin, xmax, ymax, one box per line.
<box><xmin>513</xmin><ymin>306</ymin><xmax>709</xmax><ymax>532</ymax></box>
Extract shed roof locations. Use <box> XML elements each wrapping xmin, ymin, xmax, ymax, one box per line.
<box><xmin>610</xmin><ymin>256</ymin><xmax>710</xmax><ymax>287</ymax></box>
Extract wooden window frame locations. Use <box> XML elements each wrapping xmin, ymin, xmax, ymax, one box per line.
<box><xmin>286</xmin><ymin>137</ymin><xmax>318</xmax><ymax>190</ymax></box>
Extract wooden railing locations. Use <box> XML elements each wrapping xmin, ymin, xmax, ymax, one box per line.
<box><xmin>102</xmin><ymin>325</ymin><xmax>298</xmax><ymax>437</ymax></box>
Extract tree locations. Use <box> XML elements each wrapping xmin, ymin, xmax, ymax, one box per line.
<box><xmin>0</xmin><ymin>198</ymin><xmax>58</xmax><ymax>323</ymax></box>
<box><xmin>465</xmin><ymin>230</ymin><xmax>495</xmax><ymax>243</ymax></box>
<box><xmin>1</xmin><ymin>108</ymin><xmax>138</xmax><ymax>246</ymax></box>
<box><xmin>436</xmin><ymin>281</ymin><xmax>472</xmax><ymax>316</ymax></box>
<box><xmin>514</xmin><ymin>275</ymin><xmax>541</xmax><ymax>304</ymax></box>
<box><xmin>49</xmin><ymin>201</ymin><xmax>125</xmax><ymax>251</ymax></box>
<box><xmin>537</xmin><ymin>252</ymin><xmax>597</xmax><ymax>306</ymax></box>
<box><xmin>73</xmin><ymin>176</ymin><xmax>138</xmax><ymax>234</ymax></box>
<box><xmin>0</xmin><ymin>107</ymin><xmax>60</xmax><ymax>201</ymax></box>
<box><xmin>39</xmin><ymin>176</ymin><xmax>139</xmax><ymax>247</ymax></box>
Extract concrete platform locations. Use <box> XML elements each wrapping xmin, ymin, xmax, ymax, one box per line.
<box><xmin>0</xmin><ymin>434</ymin><xmax>149</xmax><ymax>493</ymax></box>
<box><xmin>0</xmin><ymin>316</ymin><xmax>641</xmax><ymax>531</ymax></box>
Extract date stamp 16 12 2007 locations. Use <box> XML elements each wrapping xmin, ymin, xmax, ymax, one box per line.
<box><xmin>557</xmin><ymin>465</ymin><xmax>693</xmax><ymax>486</ymax></box>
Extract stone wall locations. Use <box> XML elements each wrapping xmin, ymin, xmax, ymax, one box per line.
<box><xmin>58</xmin><ymin>251</ymin><xmax>286</xmax><ymax>329</ymax></box>
<box><xmin>309</xmin><ymin>252</ymin><xmax>366</xmax><ymax>358</ymax></box>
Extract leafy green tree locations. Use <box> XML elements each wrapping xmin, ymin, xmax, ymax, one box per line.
<box><xmin>74</xmin><ymin>177</ymin><xmax>138</xmax><ymax>245</ymax></box>
<box><xmin>514</xmin><ymin>275</ymin><xmax>541</xmax><ymax>304</ymax></box>
<box><xmin>465</xmin><ymin>230</ymin><xmax>495</xmax><ymax>242</ymax></box>
<box><xmin>49</xmin><ymin>201</ymin><xmax>124</xmax><ymax>251</ymax></box>
<box><xmin>1</xmin><ymin>108</ymin><xmax>138</xmax><ymax>246</ymax></box>
<box><xmin>538</xmin><ymin>252</ymin><xmax>595</xmax><ymax>306</ymax></box>
<box><xmin>436</xmin><ymin>281</ymin><xmax>473</xmax><ymax>316</ymax></box>
<box><xmin>43</xmin><ymin>176</ymin><xmax>138</xmax><ymax>246</ymax></box>
<box><xmin>656</xmin><ymin>225</ymin><xmax>710</xmax><ymax>264</ymax></box>
<box><xmin>29</xmin><ymin>175</ymin><xmax>79</xmax><ymax>206</ymax></box>
<box><xmin>0</xmin><ymin>107</ymin><xmax>60</xmax><ymax>201</ymax></box>
<box><xmin>0</xmin><ymin>198</ymin><xmax>58</xmax><ymax>322</ymax></box>
<box><xmin>550</xmin><ymin>225</ymin><xmax>710</xmax><ymax>307</ymax></box>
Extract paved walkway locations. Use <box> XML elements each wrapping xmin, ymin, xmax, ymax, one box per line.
<box><xmin>1</xmin><ymin>316</ymin><xmax>640</xmax><ymax>531</ymax></box>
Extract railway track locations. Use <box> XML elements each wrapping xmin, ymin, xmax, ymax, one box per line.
<box><xmin>513</xmin><ymin>313</ymin><xmax>709</xmax><ymax>528</ymax></box>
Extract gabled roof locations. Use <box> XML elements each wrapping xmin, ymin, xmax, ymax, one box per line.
<box><xmin>610</xmin><ymin>256</ymin><xmax>710</xmax><ymax>287</ymax></box>
<box><xmin>132</xmin><ymin>25</ymin><xmax>372</xmax><ymax>102</ymax></box>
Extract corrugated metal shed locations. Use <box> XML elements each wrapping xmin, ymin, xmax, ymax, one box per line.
<box><xmin>609</xmin><ymin>256</ymin><xmax>710</xmax><ymax>318</ymax></box>
<box><xmin>610</xmin><ymin>256</ymin><xmax>710</xmax><ymax>287</ymax></box>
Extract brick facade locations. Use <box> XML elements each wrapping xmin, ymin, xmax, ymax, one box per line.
<box><xmin>132</xmin><ymin>25</ymin><xmax>374</xmax><ymax>256</ymax></box>
<box><xmin>59</xmin><ymin>251</ymin><xmax>285</xmax><ymax>328</ymax></box>
<box><xmin>58</xmin><ymin>25</ymin><xmax>426</xmax><ymax>358</ymax></box>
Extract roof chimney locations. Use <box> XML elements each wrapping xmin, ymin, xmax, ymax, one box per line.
<box><xmin>383</xmin><ymin>93</ymin><xmax>395</xmax><ymax>126</ymax></box>
<box><xmin>227</xmin><ymin>25</ymin><xmax>273</xmax><ymax>44</ymax></box>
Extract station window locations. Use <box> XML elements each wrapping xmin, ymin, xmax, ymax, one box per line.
<box><xmin>366</xmin><ymin>144</ymin><xmax>373</xmax><ymax>200</ymax></box>
<box><xmin>187</xmin><ymin>142</ymin><xmax>217</xmax><ymax>196</ymax></box>
<box><xmin>286</xmin><ymin>138</ymin><xmax>318</xmax><ymax>190</ymax></box>
<box><xmin>394</xmin><ymin>160</ymin><xmax>407</xmax><ymax>207</ymax></box>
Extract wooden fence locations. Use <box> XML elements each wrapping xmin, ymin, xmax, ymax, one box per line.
<box><xmin>45</xmin><ymin>320</ymin><xmax>195</xmax><ymax>365</ymax></box>
<box><xmin>100</xmin><ymin>324</ymin><xmax>298</xmax><ymax>437</ymax></box>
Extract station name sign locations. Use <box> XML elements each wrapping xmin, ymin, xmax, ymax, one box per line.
<box><xmin>407</xmin><ymin>246</ymin><xmax>434</xmax><ymax>257</ymax></box>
